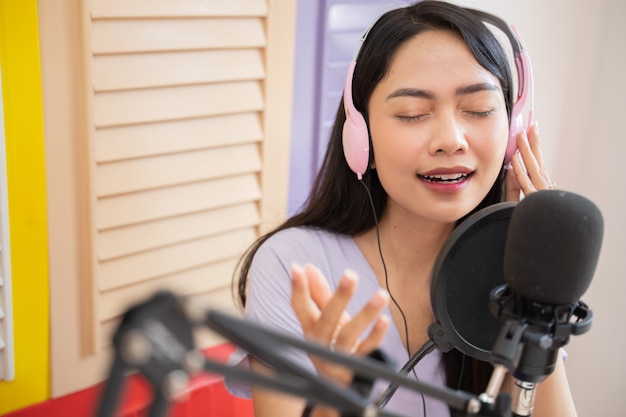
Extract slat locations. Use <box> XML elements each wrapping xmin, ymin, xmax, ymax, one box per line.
<box><xmin>187</xmin><ymin>287</ymin><xmax>239</xmax><ymax>349</ymax></box>
<box><xmin>97</xmin><ymin>202</ymin><xmax>259</xmax><ymax>261</ymax></box>
<box><xmin>92</xmin><ymin>18</ymin><xmax>266</xmax><ymax>54</ymax></box>
<box><xmin>100</xmin><ymin>316</ymin><xmax>230</xmax><ymax>351</ymax></box>
<box><xmin>93</xmin><ymin>49</ymin><xmax>265</xmax><ymax>92</ymax></box>
<box><xmin>100</xmin><ymin>319</ymin><xmax>119</xmax><ymax>351</ymax></box>
<box><xmin>95</xmin><ymin>113</ymin><xmax>263</xmax><ymax>163</ymax></box>
<box><xmin>98</xmin><ymin>257</ymin><xmax>239</xmax><ymax>321</ymax></box>
<box><xmin>98</xmin><ymin>227</ymin><xmax>255</xmax><ymax>292</ymax></box>
<box><xmin>190</xmin><ymin>286</ymin><xmax>239</xmax><ymax>315</ymax></box>
<box><xmin>95</xmin><ymin>143</ymin><xmax>262</xmax><ymax>197</ymax></box>
<box><xmin>92</xmin><ymin>0</ymin><xmax>268</xmax><ymax>18</ymax></box>
<box><xmin>99</xmin><ymin>282</ymin><xmax>239</xmax><ymax>351</ymax></box>
<box><xmin>96</xmin><ymin>174</ymin><xmax>261</xmax><ymax>230</ymax></box>
<box><xmin>93</xmin><ymin>81</ymin><xmax>264</xmax><ymax>128</ymax></box>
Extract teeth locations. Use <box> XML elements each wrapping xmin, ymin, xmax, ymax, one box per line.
<box><xmin>422</xmin><ymin>173</ymin><xmax>469</xmax><ymax>183</ymax></box>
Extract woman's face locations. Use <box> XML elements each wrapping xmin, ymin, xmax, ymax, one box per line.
<box><xmin>368</xmin><ymin>29</ymin><xmax>509</xmax><ymax>225</ymax></box>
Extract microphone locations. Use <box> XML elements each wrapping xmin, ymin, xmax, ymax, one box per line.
<box><xmin>503</xmin><ymin>190</ymin><xmax>602</xmax><ymax>305</ymax></box>
<box><xmin>490</xmin><ymin>190</ymin><xmax>603</xmax><ymax>417</ymax></box>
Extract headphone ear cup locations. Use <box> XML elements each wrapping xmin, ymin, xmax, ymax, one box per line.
<box><xmin>506</xmin><ymin>102</ymin><xmax>525</xmax><ymax>164</ymax></box>
<box><xmin>342</xmin><ymin>61</ymin><xmax>369</xmax><ymax>179</ymax></box>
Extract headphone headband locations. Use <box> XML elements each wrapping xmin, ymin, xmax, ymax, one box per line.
<box><xmin>342</xmin><ymin>7</ymin><xmax>534</xmax><ymax>178</ymax></box>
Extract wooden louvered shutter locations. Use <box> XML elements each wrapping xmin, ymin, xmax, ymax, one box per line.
<box><xmin>41</xmin><ymin>0</ymin><xmax>295</xmax><ymax>397</ymax></box>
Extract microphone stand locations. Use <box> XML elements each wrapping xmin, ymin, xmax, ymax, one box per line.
<box><xmin>489</xmin><ymin>285</ymin><xmax>593</xmax><ymax>416</ymax></box>
<box><xmin>96</xmin><ymin>291</ymin><xmax>513</xmax><ymax>417</ymax></box>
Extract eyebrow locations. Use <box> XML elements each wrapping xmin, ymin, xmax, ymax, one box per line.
<box><xmin>386</xmin><ymin>82</ymin><xmax>501</xmax><ymax>100</ymax></box>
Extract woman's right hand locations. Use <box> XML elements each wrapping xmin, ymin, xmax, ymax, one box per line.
<box><xmin>290</xmin><ymin>263</ymin><xmax>390</xmax><ymax>414</ymax></box>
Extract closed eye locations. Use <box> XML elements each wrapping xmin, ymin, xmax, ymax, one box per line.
<box><xmin>397</xmin><ymin>114</ymin><xmax>430</xmax><ymax>122</ymax></box>
<box><xmin>466</xmin><ymin>110</ymin><xmax>495</xmax><ymax>118</ymax></box>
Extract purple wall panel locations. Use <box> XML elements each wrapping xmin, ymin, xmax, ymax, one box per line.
<box><xmin>287</xmin><ymin>0</ymin><xmax>413</xmax><ymax>215</ymax></box>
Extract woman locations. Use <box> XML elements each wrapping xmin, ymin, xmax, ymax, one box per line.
<box><xmin>228</xmin><ymin>1</ymin><xmax>577</xmax><ymax>416</ymax></box>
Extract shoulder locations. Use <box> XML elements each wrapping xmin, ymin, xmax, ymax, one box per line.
<box><xmin>265</xmin><ymin>226</ymin><xmax>348</xmax><ymax>245</ymax></box>
<box><xmin>250</xmin><ymin>226</ymin><xmax>361</xmax><ymax>292</ymax></box>
<box><xmin>257</xmin><ymin>226</ymin><xmax>354</xmax><ymax>263</ymax></box>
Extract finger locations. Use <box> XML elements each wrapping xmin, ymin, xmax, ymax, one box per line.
<box><xmin>354</xmin><ymin>315</ymin><xmax>390</xmax><ymax>356</ymax></box>
<box><xmin>517</xmin><ymin>130</ymin><xmax>544</xmax><ymax>185</ymax></box>
<box><xmin>333</xmin><ymin>289</ymin><xmax>389</xmax><ymax>352</ymax></box>
<box><xmin>504</xmin><ymin>166</ymin><xmax>521</xmax><ymax>202</ymax></box>
<box><xmin>312</xmin><ymin>270</ymin><xmax>358</xmax><ymax>343</ymax></box>
<box><xmin>307</xmin><ymin>264</ymin><xmax>353</xmax><ymax>329</ymax></box>
<box><xmin>528</xmin><ymin>123</ymin><xmax>557</xmax><ymax>189</ymax></box>
<box><xmin>303</xmin><ymin>265</ymin><xmax>352</xmax><ymax>325</ymax></box>
<box><xmin>291</xmin><ymin>263</ymin><xmax>322</xmax><ymax>331</ymax></box>
<box><xmin>511</xmin><ymin>149</ymin><xmax>535</xmax><ymax>195</ymax></box>
<box><xmin>305</xmin><ymin>264</ymin><xmax>334</xmax><ymax>308</ymax></box>
<box><xmin>306</xmin><ymin>264</ymin><xmax>352</xmax><ymax>330</ymax></box>
<box><xmin>526</xmin><ymin>123</ymin><xmax>546</xmax><ymax>169</ymax></box>
<box><xmin>311</xmin><ymin>405</ymin><xmax>343</xmax><ymax>417</ymax></box>
<box><xmin>517</xmin><ymin>126</ymin><xmax>553</xmax><ymax>190</ymax></box>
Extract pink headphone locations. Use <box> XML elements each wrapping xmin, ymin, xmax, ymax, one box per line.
<box><xmin>342</xmin><ymin>10</ymin><xmax>534</xmax><ymax>179</ymax></box>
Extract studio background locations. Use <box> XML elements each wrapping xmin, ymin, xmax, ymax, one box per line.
<box><xmin>289</xmin><ymin>1</ymin><xmax>625</xmax><ymax>416</ymax></box>
<box><xmin>0</xmin><ymin>0</ymin><xmax>623</xmax><ymax>416</ymax></box>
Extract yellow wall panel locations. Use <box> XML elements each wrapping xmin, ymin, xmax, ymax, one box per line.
<box><xmin>0</xmin><ymin>0</ymin><xmax>50</xmax><ymax>413</ymax></box>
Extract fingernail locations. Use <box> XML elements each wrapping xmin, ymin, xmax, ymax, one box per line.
<box><xmin>370</xmin><ymin>290</ymin><xmax>390</xmax><ymax>307</ymax></box>
<box><xmin>339</xmin><ymin>271</ymin><xmax>357</xmax><ymax>289</ymax></box>
<box><xmin>291</xmin><ymin>262</ymin><xmax>303</xmax><ymax>274</ymax></box>
<box><xmin>342</xmin><ymin>269</ymin><xmax>358</xmax><ymax>284</ymax></box>
<box><xmin>375</xmin><ymin>315</ymin><xmax>390</xmax><ymax>330</ymax></box>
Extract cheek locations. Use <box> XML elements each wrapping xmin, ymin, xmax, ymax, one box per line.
<box><xmin>370</xmin><ymin>135</ymin><xmax>423</xmax><ymax>174</ymax></box>
<box><xmin>369</xmin><ymin>118</ymin><xmax>424</xmax><ymax>168</ymax></box>
<box><xmin>474</xmin><ymin>120</ymin><xmax>510</xmax><ymax>164</ymax></box>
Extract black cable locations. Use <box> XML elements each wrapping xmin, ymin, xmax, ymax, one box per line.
<box><xmin>457</xmin><ymin>353</ymin><xmax>467</xmax><ymax>391</ymax></box>
<box><xmin>359</xmin><ymin>180</ymin><xmax>428</xmax><ymax>417</ymax></box>
<box><xmin>375</xmin><ymin>339</ymin><xmax>436</xmax><ymax>408</ymax></box>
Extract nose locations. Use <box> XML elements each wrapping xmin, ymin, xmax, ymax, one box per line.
<box><xmin>428</xmin><ymin>113</ymin><xmax>468</xmax><ymax>156</ymax></box>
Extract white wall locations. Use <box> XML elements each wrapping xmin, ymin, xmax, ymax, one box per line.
<box><xmin>453</xmin><ymin>1</ymin><xmax>626</xmax><ymax>415</ymax></box>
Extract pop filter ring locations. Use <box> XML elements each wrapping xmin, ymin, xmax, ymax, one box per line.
<box><xmin>430</xmin><ymin>202</ymin><xmax>517</xmax><ymax>362</ymax></box>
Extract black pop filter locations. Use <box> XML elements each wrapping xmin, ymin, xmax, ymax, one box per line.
<box><xmin>430</xmin><ymin>202</ymin><xmax>516</xmax><ymax>362</ymax></box>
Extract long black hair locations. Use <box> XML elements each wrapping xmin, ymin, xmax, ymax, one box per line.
<box><xmin>235</xmin><ymin>0</ymin><xmax>514</xmax><ymax>398</ymax></box>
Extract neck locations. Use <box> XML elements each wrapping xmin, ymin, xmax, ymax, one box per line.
<box><xmin>354</xmin><ymin>210</ymin><xmax>457</xmax><ymax>353</ymax></box>
<box><xmin>378</xmin><ymin>215</ymin><xmax>454</xmax><ymax>279</ymax></box>
<box><xmin>355</xmin><ymin>211</ymin><xmax>455</xmax><ymax>288</ymax></box>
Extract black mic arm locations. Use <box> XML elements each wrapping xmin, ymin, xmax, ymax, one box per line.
<box><xmin>201</xmin><ymin>308</ymin><xmax>489</xmax><ymax>416</ymax></box>
<box><xmin>97</xmin><ymin>291</ymin><xmax>514</xmax><ymax>417</ymax></box>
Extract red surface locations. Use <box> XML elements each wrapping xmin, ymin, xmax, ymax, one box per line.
<box><xmin>3</xmin><ymin>343</ymin><xmax>254</xmax><ymax>417</ymax></box>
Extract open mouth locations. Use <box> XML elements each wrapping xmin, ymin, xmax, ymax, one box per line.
<box><xmin>418</xmin><ymin>173</ymin><xmax>472</xmax><ymax>184</ymax></box>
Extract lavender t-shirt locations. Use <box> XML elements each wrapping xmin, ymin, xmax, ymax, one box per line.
<box><xmin>226</xmin><ymin>226</ymin><xmax>450</xmax><ymax>417</ymax></box>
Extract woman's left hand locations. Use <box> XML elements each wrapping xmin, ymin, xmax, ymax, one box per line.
<box><xmin>505</xmin><ymin>123</ymin><xmax>556</xmax><ymax>202</ymax></box>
